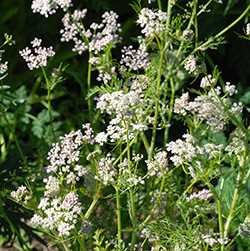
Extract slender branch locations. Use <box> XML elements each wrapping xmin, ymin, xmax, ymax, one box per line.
<box><xmin>87</xmin><ymin>54</ymin><xmax>92</xmax><ymax>114</ymax></box>
<box><xmin>223</xmin><ymin>171</ymin><xmax>241</xmax><ymax>237</ymax></box>
<box><xmin>115</xmin><ymin>186</ymin><xmax>122</xmax><ymax>249</ymax></box>
<box><xmin>41</xmin><ymin>67</ymin><xmax>56</xmax><ymax>141</ymax></box>
<box><xmin>194</xmin><ymin>4</ymin><xmax>250</xmax><ymax>52</ymax></box>
<box><xmin>83</xmin><ymin>187</ymin><xmax>100</xmax><ymax>220</ymax></box>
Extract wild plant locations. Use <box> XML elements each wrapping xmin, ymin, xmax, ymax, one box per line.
<box><xmin>7</xmin><ymin>0</ymin><xmax>250</xmax><ymax>250</ymax></box>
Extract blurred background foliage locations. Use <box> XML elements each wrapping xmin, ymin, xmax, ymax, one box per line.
<box><xmin>0</xmin><ymin>0</ymin><xmax>249</xmax><ymax>249</ymax></box>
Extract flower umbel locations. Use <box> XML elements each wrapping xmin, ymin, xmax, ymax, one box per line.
<box><xmin>19</xmin><ymin>38</ymin><xmax>55</xmax><ymax>70</ymax></box>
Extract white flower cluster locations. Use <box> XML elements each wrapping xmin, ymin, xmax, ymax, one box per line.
<box><xmin>120</xmin><ymin>42</ymin><xmax>149</xmax><ymax>71</ymax></box>
<box><xmin>202</xmin><ymin>233</ymin><xmax>229</xmax><ymax>246</ymax></box>
<box><xmin>96</xmin><ymin>67</ymin><xmax>116</xmax><ymax>84</ymax></box>
<box><xmin>95</xmin><ymin>154</ymin><xmax>117</xmax><ymax>185</ymax></box>
<box><xmin>200</xmin><ymin>74</ymin><xmax>216</xmax><ymax>88</ymax></box>
<box><xmin>200</xmin><ymin>77</ymin><xmax>237</xmax><ymax>97</ymax></box>
<box><xmin>60</xmin><ymin>9</ymin><xmax>89</xmax><ymax>55</ymax></box>
<box><xmin>31</xmin><ymin>192</ymin><xmax>81</xmax><ymax>236</ymax></box>
<box><xmin>146</xmin><ymin>151</ymin><xmax>168</xmax><ymax>177</ymax></box>
<box><xmin>166</xmin><ymin>134</ymin><xmax>199</xmax><ymax>166</ymax></box>
<box><xmin>44</xmin><ymin>176</ymin><xmax>60</xmax><ymax>197</ymax></box>
<box><xmin>189</xmin><ymin>96</ymin><xmax>235</xmax><ymax>130</ymax></box>
<box><xmin>0</xmin><ymin>52</ymin><xmax>8</xmax><ymax>75</ymax></box>
<box><xmin>186</xmin><ymin>189</ymin><xmax>212</xmax><ymax>202</ymax></box>
<box><xmin>174</xmin><ymin>92</ymin><xmax>189</xmax><ymax>115</ymax></box>
<box><xmin>31</xmin><ymin>0</ymin><xmax>72</xmax><ymax>17</ymax></box>
<box><xmin>137</xmin><ymin>8</ymin><xmax>168</xmax><ymax>37</ymax></box>
<box><xmin>60</xmin><ymin>10</ymin><xmax>120</xmax><ymax>55</ymax></box>
<box><xmin>225</xmin><ymin>129</ymin><xmax>245</xmax><ymax>156</ymax></box>
<box><xmin>167</xmin><ymin>134</ymin><xmax>223</xmax><ymax>167</ymax></box>
<box><xmin>184</xmin><ymin>55</ymin><xmax>200</xmax><ymax>74</ymax></box>
<box><xmin>46</xmin><ymin>127</ymin><xmax>89</xmax><ymax>184</ymax></box>
<box><xmin>29</xmin><ymin>125</ymin><xmax>96</xmax><ymax>236</ymax></box>
<box><xmin>117</xmin><ymin>158</ymin><xmax>145</xmax><ymax>188</ymax></box>
<box><xmin>96</xmin><ymin>78</ymin><xmax>148</xmax><ymax>142</ymax></box>
<box><xmin>225</xmin><ymin>81</ymin><xmax>237</xmax><ymax>96</ymax></box>
<box><xmin>174</xmin><ymin>86</ymin><xmax>241</xmax><ymax>130</ymax></box>
<box><xmin>11</xmin><ymin>186</ymin><xmax>31</xmax><ymax>203</ymax></box>
<box><xmin>239</xmin><ymin>216</ymin><xmax>250</xmax><ymax>237</ymax></box>
<box><xmin>89</xmin><ymin>11</ymin><xmax>121</xmax><ymax>54</ymax></box>
<box><xmin>246</xmin><ymin>23</ymin><xmax>250</xmax><ymax>36</ymax></box>
<box><xmin>19</xmin><ymin>38</ymin><xmax>55</xmax><ymax>70</ymax></box>
<box><xmin>141</xmin><ymin>227</ymin><xmax>159</xmax><ymax>243</ymax></box>
<box><xmin>203</xmin><ymin>143</ymin><xmax>224</xmax><ymax>159</ymax></box>
<box><xmin>182</xmin><ymin>29</ymin><xmax>194</xmax><ymax>41</ymax></box>
<box><xmin>97</xmin><ymin>90</ymin><xmax>142</xmax><ymax>117</ymax></box>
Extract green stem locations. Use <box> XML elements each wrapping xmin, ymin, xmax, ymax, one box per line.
<box><xmin>41</xmin><ymin>67</ymin><xmax>56</xmax><ymax>141</ymax></box>
<box><xmin>157</xmin><ymin>0</ymin><xmax>162</xmax><ymax>10</ymax></box>
<box><xmin>166</xmin><ymin>0</ymin><xmax>172</xmax><ymax>30</ymax></box>
<box><xmin>113</xmin><ymin>137</ymin><xmax>137</xmax><ymax>166</ymax></box>
<box><xmin>197</xmin><ymin>0</ymin><xmax>214</xmax><ymax>16</ymax></box>
<box><xmin>149</xmin><ymin>0</ymin><xmax>173</xmax><ymax>158</ymax></box>
<box><xmin>126</xmin><ymin>123</ymin><xmax>137</xmax><ymax>251</ymax></box>
<box><xmin>84</xmin><ymin>188</ymin><xmax>100</xmax><ymax>220</ymax></box>
<box><xmin>14</xmin><ymin>134</ymin><xmax>27</xmax><ymax>166</ymax></box>
<box><xmin>217</xmin><ymin>199</ymin><xmax>225</xmax><ymax>251</ymax></box>
<box><xmin>164</xmin><ymin>78</ymin><xmax>175</xmax><ymax>146</ymax></box>
<box><xmin>194</xmin><ymin>3</ymin><xmax>250</xmax><ymax>52</ymax></box>
<box><xmin>215</xmin><ymin>4</ymin><xmax>250</xmax><ymax>39</ymax></box>
<box><xmin>62</xmin><ymin>242</ymin><xmax>70</xmax><ymax>251</ymax></box>
<box><xmin>87</xmin><ymin>55</ymin><xmax>92</xmax><ymax>114</ymax></box>
<box><xmin>129</xmin><ymin>189</ymin><xmax>137</xmax><ymax>251</ymax></box>
<box><xmin>116</xmin><ymin>186</ymin><xmax>122</xmax><ymax>249</ymax></box>
<box><xmin>140</xmin><ymin>167</ymin><xmax>178</xmax><ymax>228</ymax></box>
<box><xmin>183</xmin><ymin>178</ymin><xmax>198</xmax><ymax>196</ymax></box>
<box><xmin>177</xmin><ymin>0</ymin><xmax>197</xmax><ymax>57</ymax></box>
<box><xmin>78</xmin><ymin>237</ymin><xmax>87</xmax><ymax>251</ymax></box>
<box><xmin>224</xmin><ymin>171</ymin><xmax>241</xmax><ymax>238</ymax></box>
<box><xmin>149</xmin><ymin>50</ymin><xmax>164</xmax><ymax>159</ymax></box>
<box><xmin>194</xmin><ymin>0</ymin><xmax>198</xmax><ymax>47</ymax></box>
<box><xmin>140</xmin><ymin>132</ymin><xmax>150</xmax><ymax>155</ymax></box>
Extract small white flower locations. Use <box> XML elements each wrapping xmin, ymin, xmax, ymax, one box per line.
<box><xmin>186</xmin><ymin>189</ymin><xmax>213</xmax><ymax>201</ymax></box>
<box><xmin>44</xmin><ymin>176</ymin><xmax>60</xmax><ymax>197</ymax></box>
<box><xmin>95</xmin><ymin>155</ymin><xmax>117</xmax><ymax>185</ymax></box>
<box><xmin>11</xmin><ymin>186</ymin><xmax>31</xmax><ymax>203</ymax></box>
<box><xmin>174</xmin><ymin>92</ymin><xmax>189</xmax><ymax>115</ymax></box>
<box><xmin>95</xmin><ymin>132</ymin><xmax>108</xmax><ymax>145</ymax></box>
<box><xmin>0</xmin><ymin>52</ymin><xmax>8</xmax><ymax>74</ymax></box>
<box><xmin>58</xmin><ymin>222</ymin><xmax>73</xmax><ymax>236</ymax></box>
<box><xmin>120</xmin><ymin>42</ymin><xmax>149</xmax><ymax>71</ymax></box>
<box><xmin>167</xmin><ymin>134</ymin><xmax>198</xmax><ymax>166</ymax></box>
<box><xmin>225</xmin><ymin>82</ymin><xmax>237</xmax><ymax>96</ymax></box>
<box><xmin>0</xmin><ymin>61</ymin><xmax>8</xmax><ymax>74</ymax></box>
<box><xmin>182</xmin><ymin>29</ymin><xmax>194</xmax><ymax>41</ymax></box>
<box><xmin>246</xmin><ymin>23</ymin><xmax>250</xmax><ymax>36</ymax></box>
<box><xmin>146</xmin><ymin>151</ymin><xmax>168</xmax><ymax>177</ymax></box>
<box><xmin>20</xmin><ymin>38</ymin><xmax>55</xmax><ymax>70</ymax></box>
<box><xmin>200</xmin><ymin>75</ymin><xmax>216</xmax><ymax>88</ymax></box>
<box><xmin>137</xmin><ymin>8</ymin><xmax>168</xmax><ymax>37</ymax></box>
<box><xmin>184</xmin><ymin>55</ymin><xmax>198</xmax><ymax>74</ymax></box>
<box><xmin>31</xmin><ymin>0</ymin><xmax>72</xmax><ymax>17</ymax></box>
<box><xmin>202</xmin><ymin>233</ymin><xmax>229</xmax><ymax>246</ymax></box>
<box><xmin>31</xmin><ymin>192</ymin><xmax>82</xmax><ymax>237</ymax></box>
